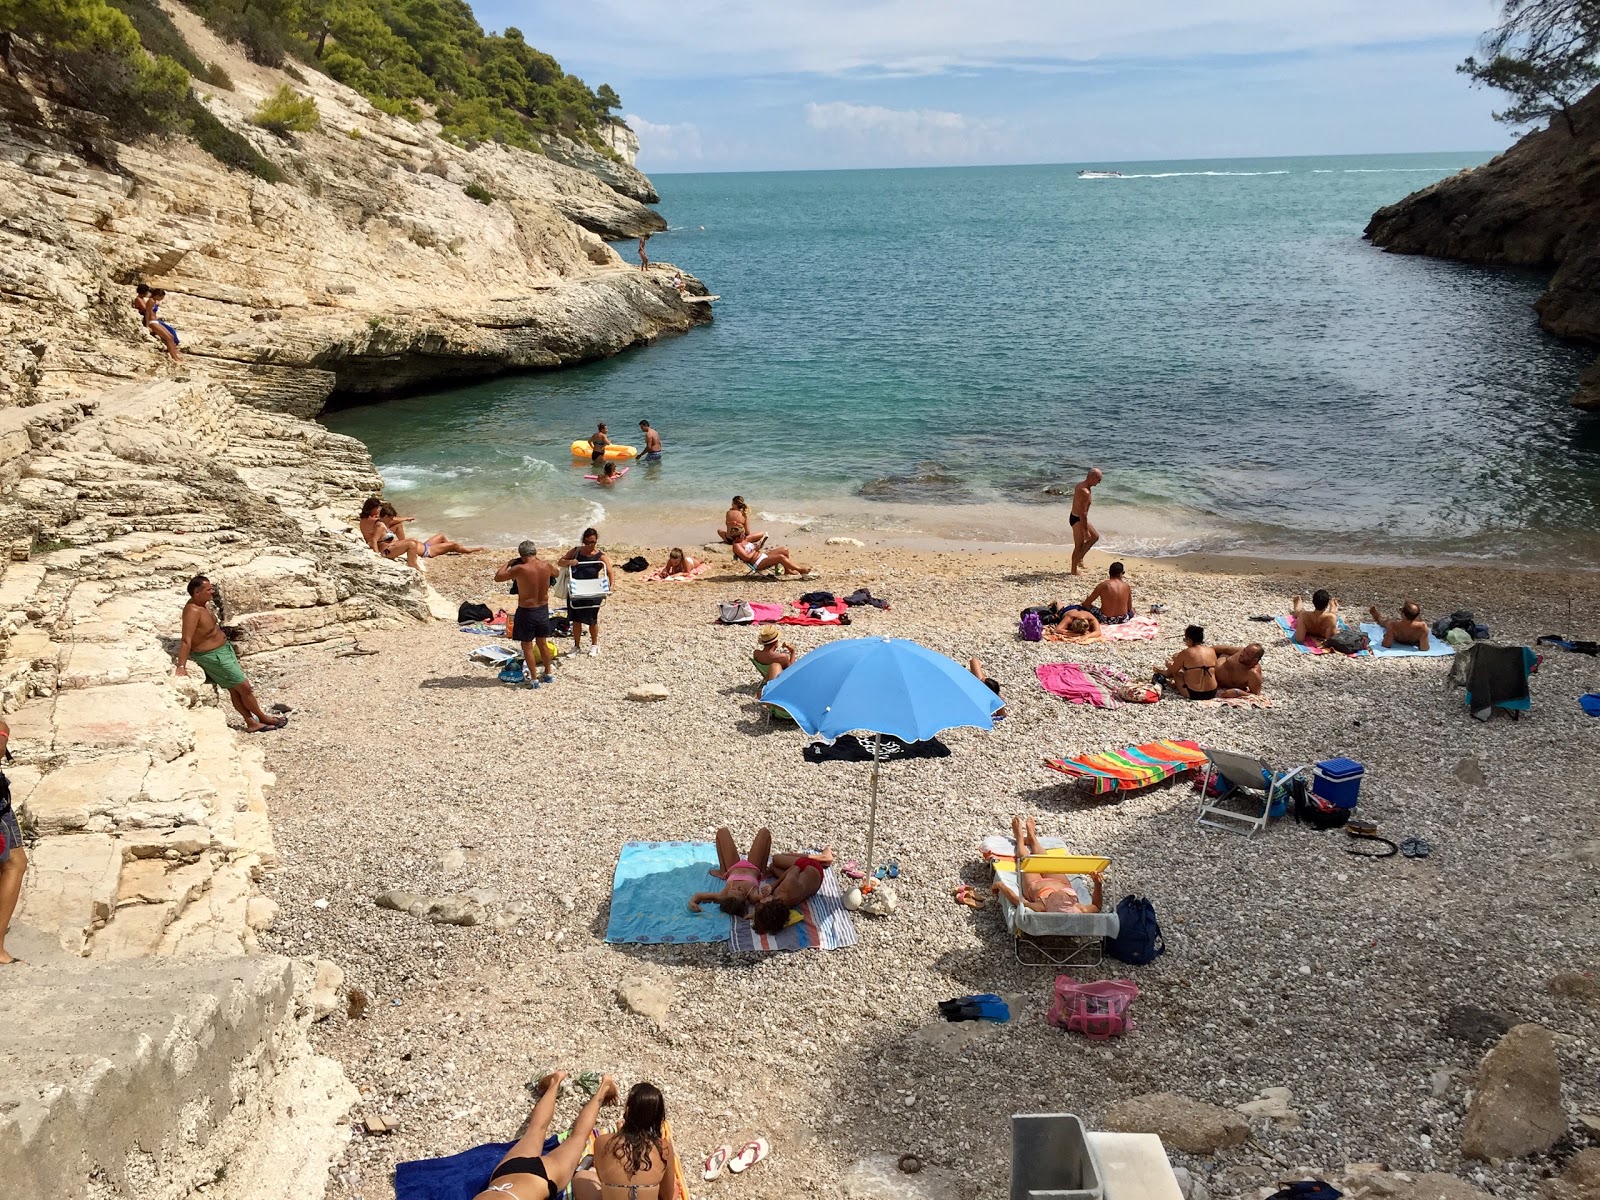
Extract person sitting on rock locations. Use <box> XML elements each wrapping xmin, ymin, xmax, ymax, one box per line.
<box><xmin>748</xmin><ymin>848</ymin><xmax>835</xmax><ymax>936</ymax></box>
<box><xmin>472</xmin><ymin>1071</ymin><xmax>618</xmax><ymax>1200</ymax></box>
<box><xmin>1212</xmin><ymin>642</ymin><xmax>1265</xmax><ymax>697</ymax></box>
<box><xmin>136</xmin><ymin>285</ymin><xmax>182</xmax><ymax>365</ymax></box>
<box><xmin>1292</xmin><ymin>589</ymin><xmax>1339</xmax><ymax>647</ymax></box>
<box><xmin>360</xmin><ymin>497</ymin><xmax>421</xmax><ymax>568</ymax></box>
<box><xmin>378</xmin><ymin>502</ymin><xmax>483</xmax><ymax>558</ymax></box>
<box><xmin>0</xmin><ymin>717</ymin><xmax>29</xmax><ymax>966</ymax></box>
<box><xmin>571</xmin><ymin>1082</ymin><xmax>681</xmax><ymax>1200</ymax></box>
<box><xmin>1081</xmin><ymin>561</ymin><xmax>1134</xmax><ymax>623</ymax></box>
<box><xmin>175</xmin><ymin>575</ymin><xmax>287</xmax><ymax>733</ymax></box>
<box><xmin>1371</xmin><ymin>599</ymin><xmax>1430</xmax><ymax>650</ymax></box>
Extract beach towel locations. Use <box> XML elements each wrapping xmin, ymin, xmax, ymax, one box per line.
<box><xmin>1043</xmin><ymin>738</ymin><xmax>1207</xmax><ymax>795</ymax></box>
<box><xmin>729</xmin><ymin>864</ymin><xmax>857</xmax><ymax>953</ymax></box>
<box><xmin>648</xmin><ymin>561</ymin><xmax>709</xmax><ymax>582</ymax></box>
<box><xmin>1358</xmin><ymin>623</ymin><xmax>1458</xmax><ymax>658</ymax></box>
<box><xmin>604</xmin><ymin>841</ymin><xmax>731</xmax><ymax>945</ymax></box>
<box><xmin>1044</xmin><ymin>622</ymin><xmax>1104</xmax><ymax>645</ymax></box>
<box><xmin>1099</xmin><ymin>615</ymin><xmax>1160</xmax><ymax>642</ymax></box>
<box><xmin>803</xmin><ymin>733</ymin><xmax>949</xmax><ymax>762</ymax></box>
<box><xmin>459</xmin><ymin>622</ymin><xmax>505</xmax><ymax>636</ymax></box>
<box><xmin>394</xmin><ymin>1138</ymin><xmax>528</xmax><ymax>1200</ymax></box>
<box><xmin>747</xmin><ymin>601</ymin><xmax>785</xmax><ymax>622</ymax></box>
<box><xmin>1036</xmin><ymin>663</ymin><xmax>1112</xmax><ymax>708</ymax></box>
<box><xmin>1275</xmin><ymin>613</ymin><xmax>1358</xmax><ymax>655</ymax></box>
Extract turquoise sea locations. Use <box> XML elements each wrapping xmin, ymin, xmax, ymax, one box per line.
<box><xmin>323</xmin><ymin>153</ymin><xmax>1600</xmax><ymax>565</ymax></box>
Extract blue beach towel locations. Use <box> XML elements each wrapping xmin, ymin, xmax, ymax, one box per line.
<box><xmin>604</xmin><ymin>840</ymin><xmax>732</xmax><ymax>944</ymax></box>
<box><xmin>1358</xmin><ymin>623</ymin><xmax>1458</xmax><ymax>659</ymax></box>
<box><xmin>396</xmin><ymin>1137</ymin><xmax>560</xmax><ymax>1200</ymax></box>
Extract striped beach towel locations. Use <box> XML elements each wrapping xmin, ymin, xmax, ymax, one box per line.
<box><xmin>729</xmin><ymin>865</ymin><xmax>858</xmax><ymax>953</ymax></box>
<box><xmin>1043</xmin><ymin>738</ymin><xmax>1207</xmax><ymax>795</ymax></box>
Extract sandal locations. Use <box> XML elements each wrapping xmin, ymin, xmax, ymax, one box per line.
<box><xmin>841</xmin><ymin>860</ymin><xmax>866</xmax><ymax>880</ymax></box>
<box><xmin>703</xmin><ymin>1145</ymin><xmax>733</xmax><ymax>1180</ymax></box>
<box><xmin>728</xmin><ymin>1137</ymin><xmax>770</xmax><ymax>1174</ymax></box>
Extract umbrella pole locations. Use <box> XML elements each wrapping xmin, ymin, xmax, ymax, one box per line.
<box><xmin>865</xmin><ymin>733</ymin><xmax>881</xmax><ymax>874</ymax></box>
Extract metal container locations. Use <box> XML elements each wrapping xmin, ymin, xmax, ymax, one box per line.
<box><xmin>1011</xmin><ymin>1112</ymin><xmax>1105</xmax><ymax>1200</ymax></box>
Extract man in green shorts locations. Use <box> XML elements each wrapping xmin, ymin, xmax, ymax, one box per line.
<box><xmin>175</xmin><ymin>575</ymin><xmax>286</xmax><ymax>733</ymax></box>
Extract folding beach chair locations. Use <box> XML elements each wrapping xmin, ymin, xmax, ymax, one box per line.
<box><xmin>1195</xmin><ymin>747</ymin><xmax>1310</xmax><ymax>837</ymax></box>
<box><xmin>991</xmin><ymin>835</ymin><xmax>1119</xmax><ymax>966</ymax></box>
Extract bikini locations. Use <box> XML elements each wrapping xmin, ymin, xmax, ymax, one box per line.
<box><xmin>485</xmin><ymin>1157</ymin><xmax>556</xmax><ymax>1199</ymax></box>
<box><xmin>726</xmin><ymin>858</ymin><xmax>762</xmax><ymax>886</ymax></box>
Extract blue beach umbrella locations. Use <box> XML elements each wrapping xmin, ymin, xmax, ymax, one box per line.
<box><xmin>761</xmin><ymin>636</ymin><xmax>1003</xmax><ymax>871</ymax></box>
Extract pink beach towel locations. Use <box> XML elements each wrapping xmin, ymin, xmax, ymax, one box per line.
<box><xmin>1036</xmin><ymin>663</ymin><xmax>1113</xmax><ymax>708</ymax></box>
<box><xmin>1100</xmin><ymin>616</ymin><xmax>1160</xmax><ymax>642</ymax></box>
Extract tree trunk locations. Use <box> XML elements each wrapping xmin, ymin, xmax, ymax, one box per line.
<box><xmin>316</xmin><ymin>28</ymin><xmax>328</xmax><ymax>57</ymax></box>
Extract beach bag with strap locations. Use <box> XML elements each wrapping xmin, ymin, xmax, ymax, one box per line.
<box><xmin>1105</xmin><ymin>895</ymin><xmax>1165</xmax><ymax>965</ymax></box>
<box><xmin>457</xmin><ymin>601</ymin><xmax>493</xmax><ymax>624</ymax></box>
<box><xmin>718</xmin><ymin>600</ymin><xmax>755</xmax><ymax>625</ymax></box>
<box><xmin>1327</xmin><ymin>628</ymin><xmax>1370</xmax><ymax>656</ymax></box>
<box><xmin>1048</xmin><ymin>976</ymin><xmax>1139</xmax><ymax>1041</ymax></box>
<box><xmin>1293</xmin><ymin>775</ymin><xmax>1350</xmax><ymax>830</ymax></box>
<box><xmin>1019</xmin><ymin>611</ymin><xmax>1044</xmax><ymax>642</ymax></box>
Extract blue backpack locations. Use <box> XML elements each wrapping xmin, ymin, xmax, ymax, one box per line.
<box><xmin>1106</xmin><ymin>895</ymin><xmax>1165</xmax><ymax>965</ymax></box>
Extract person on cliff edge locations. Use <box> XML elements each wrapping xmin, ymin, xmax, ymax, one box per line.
<box><xmin>0</xmin><ymin>717</ymin><xmax>28</xmax><ymax>966</ymax></box>
<box><xmin>176</xmin><ymin>576</ymin><xmax>287</xmax><ymax>733</ymax></box>
<box><xmin>638</xmin><ymin>233</ymin><xmax>650</xmax><ymax>271</ymax></box>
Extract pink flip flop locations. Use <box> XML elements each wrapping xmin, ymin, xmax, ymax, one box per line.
<box><xmin>703</xmin><ymin>1144</ymin><xmax>732</xmax><ymax>1180</ymax></box>
<box><xmin>727</xmin><ymin>1137</ymin><xmax>770</xmax><ymax>1174</ymax></box>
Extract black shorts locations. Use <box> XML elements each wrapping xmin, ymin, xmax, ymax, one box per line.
<box><xmin>512</xmin><ymin>605</ymin><xmax>552</xmax><ymax>640</ymax></box>
<box><xmin>1069</xmin><ymin>514</ymin><xmax>1081</xmax><ymax>526</ymax></box>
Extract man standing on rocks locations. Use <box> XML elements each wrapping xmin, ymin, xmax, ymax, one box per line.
<box><xmin>496</xmin><ymin>541</ymin><xmax>560</xmax><ymax>688</ymax></box>
<box><xmin>639</xmin><ymin>419</ymin><xmax>662</xmax><ymax>463</ymax></box>
<box><xmin>637</xmin><ymin>233</ymin><xmax>650</xmax><ymax>270</ymax></box>
<box><xmin>1069</xmin><ymin>467</ymin><xmax>1103</xmax><ymax>575</ymax></box>
<box><xmin>0</xmin><ymin>717</ymin><xmax>27</xmax><ymax>966</ymax></box>
<box><xmin>175</xmin><ymin>576</ymin><xmax>287</xmax><ymax>733</ymax></box>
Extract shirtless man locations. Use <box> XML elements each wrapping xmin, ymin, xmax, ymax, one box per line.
<box><xmin>1371</xmin><ymin>600</ymin><xmax>1429</xmax><ymax>650</ymax></box>
<box><xmin>1212</xmin><ymin>642</ymin><xmax>1265</xmax><ymax>697</ymax></box>
<box><xmin>1157</xmin><ymin>624</ymin><xmax>1219</xmax><ymax>700</ymax></box>
<box><xmin>0</xmin><ymin>716</ymin><xmax>28</xmax><ymax>965</ymax></box>
<box><xmin>495</xmin><ymin>540</ymin><xmax>561</xmax><ymax>688</ymax></box>
<box><xmin>639</xmin><ymin>419</ymin><xmax>663</xmax><ymax>463</ymax></box>
<box><xmin>176</xmin><ymin>576</ymin><xmax>286</xmax><ymax>732</ymax></box>
<box><xmin>637</xmin><ymin>234</ymin><xmax>650</xmax><ymax>270</ymax></box>
<box><xmin>1081</xmin><ymin>560</ymin><xmax>1132</xmax><ymax>622</ymax></box>
<box><xmin>1068</xmin><ymin>468</ymin><xmax>1103</xmax><ymax>575</ymax></box>
<box><xmin>1292</xmin><ymin>589</ymin><xmax>1339</xmax><ymax>647</ymax></box>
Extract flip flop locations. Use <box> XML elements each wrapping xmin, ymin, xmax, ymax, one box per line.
<box><xmin>728</xmin><ymin>1138</ymin><xmax>770</xmax><ymax>1174</ymax></box>
<box><xmin>841</xmin><ymin>861</ymin><xmax>866</xmax><ymax>880</ymax></box>
<box><xmin>703</xmin><ymin>1145</ymin><xmax>733</xmax><ymax>1180</ymax></box>
<box><xmin>1400</xmin><ymin>837</ymin><xmax>1432</xmax><ymax>859</ymax></box>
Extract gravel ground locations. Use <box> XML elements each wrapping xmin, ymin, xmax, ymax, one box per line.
<box><xmin>252</xmin><ymin>544</ymin><xmax>1600</xmax><ymax>1200</ymax></box>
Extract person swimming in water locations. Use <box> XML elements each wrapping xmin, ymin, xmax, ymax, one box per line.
<box><xmin>597</xmin><ymin>462</ymin><xmax>621</xmax><ymax>486</ymax></box>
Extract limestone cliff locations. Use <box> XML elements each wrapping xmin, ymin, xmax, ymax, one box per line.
<box><xmin>1365</xmin><ymin>86</ymin><xmax>1600</xmax><ymax>407</ymax></box>
<box><xmin>539</xmin><ymin>129</ymin><xmax>659</xmax><ymax>203</ymax></box>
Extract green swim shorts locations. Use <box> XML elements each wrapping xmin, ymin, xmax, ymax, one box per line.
<box><xmin>189</xmin><ymin>643</ymin><xmax>246</xmax><ymax>689</ymax></box>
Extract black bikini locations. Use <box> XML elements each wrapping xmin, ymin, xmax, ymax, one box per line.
<box><xmin>486</xmin><ymin>1157</ymin><xmax>556</xmax><ymax>1199</ymax></box>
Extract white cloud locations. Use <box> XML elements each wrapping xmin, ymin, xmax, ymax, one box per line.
<box><xmin>804</xmin><ymin>101</ymin><xmax>1005</xmax><ymax>160</ymax></box>
<box><xmin>624</xmin><ymin>113</ymin><xmax>704</xmax><ymax>162</ymax></box>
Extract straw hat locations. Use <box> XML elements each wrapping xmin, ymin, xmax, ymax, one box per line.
<box><xmin>757</xmin><ymin>625</ymin><xmax>780</xmax><ymax>645</ymax></box>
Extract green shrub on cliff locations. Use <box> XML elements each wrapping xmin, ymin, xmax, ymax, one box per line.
<box><xmin>251</xmin><ymin>83</ymin><xmax>319</xmax><ymax>134</ymax></box>
<box><xmin>105</xmin><ymin>0</ymin><xmax>232</xmax><ymax>87</ymax></box>
<box><xmin>187</xmin><ymin>97</ymin><xmax>283</xmax><ymax>180</ymax></box>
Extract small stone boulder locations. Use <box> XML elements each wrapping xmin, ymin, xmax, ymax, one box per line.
<box><xmin>307</xmin><ymin>959</ymin><xmax>344</xmax><ymax>1020</ymax></box>
<box><xmin>427</xmin><ymin>896</ymin><xmax>482</xmax><ymax>927</ymax></box>
<box><xmin>1235</xmin><ymin>1086</ymin><xmax>1298</xmax><ymax>1124</ymax></box>
<box><xmin>1103</xmin><ymin>1092</ymin><xmax>1248</xmax><ymax>1154</ymax></box>
<box><xmin>1461</xmin><ymin>1023</ymin><xmax>1566</xmax><ymax>1161</ymax></box>
<box><xmin>627</xmin><ymin>684</ymin><xmax>668</xmax><ymax>702</ymax></box>
<box><xmin>1546</xmin><ymin>1149</ymin><xmax>1600</xmax><ymax>1200</ymax></box>
<box><xmin>374</xmin><ymin>889</ymin><xmax>422</xmax><ymax>912</ymax></box>
<box><xmin>616</xmin><ymin>975</ymin><xmax>674</xmax><ymax>1029</ymax></box>
<box><xmin>826</xmin><ymin>537</ymin><xmax>864</xmax><ymax>547</ymax></box>
<box><xmin>1389</xmin><ymin>1174</ymin><xmax>1497</xmax><ymax>1200</ymax></box>
<box><xmin>246</xmin><ymin>896</ymin><xmax>279</xmax><ymax>931</ymax></box>
<box><xmin>1547</xmin><ymin>971</ymin><xmax>1600</xmax><ymax>1006</ymax></box>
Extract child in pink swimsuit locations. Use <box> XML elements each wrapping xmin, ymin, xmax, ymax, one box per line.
<box><xmin>688</xmin><ymin>826</ymin><xmax>773</xmax><ymax>918</ymax></box>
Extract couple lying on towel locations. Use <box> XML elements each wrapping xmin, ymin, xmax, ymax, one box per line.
<box><xmin>1155</xmin><ymin>625</ymin><xmax>1264</xmax><ymax>700</ymax></box>
<box><xmin>689</xmin><ymin>826</ymin><xmax>833</xmax><ymax>935</ymax></box>
<box><xmin>991</xmin><ymin>816</ymin><xmax>1102</xmax><ymax>913</ymax></box>
<box><xmin>472</xmin><ymin>1073</ymin><xmax>681</xmax><ymax>1200</ymax></box>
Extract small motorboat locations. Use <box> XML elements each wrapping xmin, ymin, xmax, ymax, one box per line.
<box><xmin>1077</xmin><ymin>169</ymin><xmax>1123</xmax><ymax>179</ymax></box>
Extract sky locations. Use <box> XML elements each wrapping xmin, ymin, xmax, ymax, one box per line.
<box><xmin>475</xmin><ymin>1</ymin><xmax>1516</xmax><ymax>172</ymax></box>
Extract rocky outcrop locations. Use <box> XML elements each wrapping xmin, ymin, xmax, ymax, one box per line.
<box><xmin>539</xmin><ymin>129</ymin><xmax>659</xmax><ymax>203</ymax></box>
<box><xmin>1460</xmin><ymin>1023</ymin><xmax>1567</xmax><ymax>1160</ymax></box>
<box><xmin>602</xmin><ymin>121</ymin><xmax>642</xmax><ymax>167</ymax></box>
<box><xmin>1365</xmin><ymin>86</ymin><xmax>1600</xmax><ymax>406</ymax></box>
<box><xmin>1102</xmin><ymin>1093</ymin><xmax>1250</xmax><ymax>1155</ymax></box>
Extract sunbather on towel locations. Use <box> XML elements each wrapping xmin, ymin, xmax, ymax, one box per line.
<box><xmin>1212</xmin><ymin>642</ymin><xmax>1265</xmax><ymax>697</ymax></box>
<box><xmin>1081</xmin><ymin>561</ymin><xmax>1134</xmax><ymax>623</ymax></box>
<box><xmin>688</xmin><ymin>826</ymin><xmax>772</xmax><ymax>917</ymax></box>
<box><xmin>657</xmin><ymin>547</ymin><xmax>700</xmax><ymax>578</ymax></box>
<box><xmin>1292</xmin><ymin>589</ymin><xmax>1339</xmax><ymax>647</ymax></box>
<box><xmin>991</xmin><ymin>817</ymin><xmax>1098</xmax><ymax>913</ymax></box>
<box><xmin>1044</xmin><ymin>607</ymin><xmax>1101</xmax><ymax>642</ymax></box>
<box><xmin>968</xmin><ymin>657</ymin><xmax>1006</xmax><ymax>718</ymax></box>
<box><xmin>1370</xmin><ymin>599</ymin><xmax>1430</xmax><ymax>650</ymax></box>
<box><xmin>472</xmin><ymin>1070</ymin><xmax>618</xmax><ymax>1200</ymax></box>
<box><xmin>572</xmin><ymin>1082</ymin><xmax>679</xmax><ymax>1200</ymax></box>
<box><xmin>732</xmin><ymin>537</ymin><xmax>811</xmax><ymax>576</ymax></box>
<box><xmin>749</xmin><ymin>847</ymin><xmax>836</xmax><ymax>935</ymax></box>
<box><xmin>1155</xmin><ymin>625</ymin><xmax>1219</xmax><ymax>700</ymax></box>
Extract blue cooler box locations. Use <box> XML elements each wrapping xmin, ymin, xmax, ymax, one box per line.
<box><xmin>1312</xmin><ymin>758</ymin><xmax>1364</xmax><ymax>809</ymax></box>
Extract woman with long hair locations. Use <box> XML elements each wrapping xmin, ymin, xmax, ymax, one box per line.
<box><xmin>558</xmin><ymin>527</ymin><xmax>612</xmax><ymax>656</ymax></box>
<box><xmin>573</xmin><ymin>1082</ymin><xmax>678</xmax><ymax>1199</ymax></box>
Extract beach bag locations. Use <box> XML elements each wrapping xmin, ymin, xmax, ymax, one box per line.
<box><xmin>718</xmin><ymin>600</ymin><xmax>755</xmax><ymax>625</ymax></box>
<box><xmin>457</xmin><ymin>601</ymin><xmax>493</xmax><ymax>624</ymax></box>
<box><xmin>620</xmin><ymin>556</ymin><xmax>649</xmax><ymax>573</ymax></box>
<box><xmin>1327</xmin><ymin>628</ymin><xmax>1370</xmax><ymax>656</ymax></box>
<box><xmin>1432</xmin><ymin>610</ymin><xmax>1476</xmax><ymax>640</ymax></box>
<box><xmin>1019</xmin><ymin>612</ymin><xmax>1044</xmax><ymax>642</ymax></box>
<box><xmin>1293</xmin><ymin>776</ymin><xmax>1350</xmax><ymax>830</ymax></box>
<box><xmin>1105</xmin><ymin>896</ymin><xmax>1165</xmax><ymax>965</ymax></box>
<box><xmin>1048</xmin><ymin>976</ymin><xmax>1139</xmax><ymax>1041</ymax></box>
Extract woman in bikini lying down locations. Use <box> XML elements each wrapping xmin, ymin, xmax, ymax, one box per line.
<box><xmin>990</xmin><ymin>816</ymin><xmax>1100</xmax><ymax>913</ymax></box>
<box><xmin>688</xmin><ymin>826</ymin><xmax>772</xmax><ymax>919</ymax></box>
<box><xmin>572</xmin><ymin>1082</ymin><xmax>680</xmax><ymax>1200</ymax></box>
<box><xmin>473</xmin><ymin>1071</ymin><xmax>618</xmax><ymax>1200</ymax></box>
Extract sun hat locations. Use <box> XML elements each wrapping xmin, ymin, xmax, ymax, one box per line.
<box><xmin>757</xmin><ymin>625</ymin><xmax>780</xmax><ymax>645</ymax></box>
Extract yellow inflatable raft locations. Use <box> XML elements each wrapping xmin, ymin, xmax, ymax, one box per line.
<box><xmin>570</xmin><ymin>441</ymin><xmax>638</xmax><ymax>461</ymax></box>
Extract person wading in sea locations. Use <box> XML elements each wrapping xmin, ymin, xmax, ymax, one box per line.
<box><xmin>639</xmin><ymin>419</ymin><xmax>662</xmax><ymax>463</ymax></box>
<box><xmin>1069</xmin><ymin>468</ymin><xmax>1103</xmax><ymax>575</ymax></box>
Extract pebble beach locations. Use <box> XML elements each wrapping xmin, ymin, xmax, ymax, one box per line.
<box><xmin>252</xmin><ymin>543</ymin><xmax>1600</xmax><ymax>1200</ymax></box>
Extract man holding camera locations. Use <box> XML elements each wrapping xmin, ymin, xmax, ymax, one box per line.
<box><xmin>495</xmin><ymin>541</ymin><xmax>561</xmax><ymax>688</ymax></box>
<box><xmin>176</xmin><ymin>575</ymin><xmax>286</xmax><ymax>732</ymax></box>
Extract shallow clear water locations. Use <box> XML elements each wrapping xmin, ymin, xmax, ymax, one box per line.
<box><xmin>323</xmin><ymin>153</ymin><xmax>1600</xmax><ymax>564</ymax></box>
